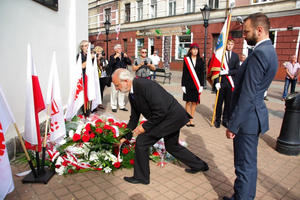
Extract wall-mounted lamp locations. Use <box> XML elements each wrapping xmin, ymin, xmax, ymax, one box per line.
<box><xmin>236</xmin><ymin>16</ymin><xmax>243</xmax><ymax>25</ymax></box>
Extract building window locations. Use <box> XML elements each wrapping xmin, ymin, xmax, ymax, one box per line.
<box><xmin>125</xmin><ymin>4</ymin><xmax>130</xmax><ymax>22</ymax></box>
<box><xmin>136</xmin><ymin>38</ymin><xmax>144</xmax><ymax>57</ymax></box>
<box><xmin>168</xmin><ymin>0</ymin><xmax>176</xmax><ymax>16</ymax></box>
<box><xmin>187</xmin><ymin>0</ymin><xmax>195</xmax><ymax>13</ymax></box>
<box><xmin>150</xmin><ymin>0</ymin><xmax>157</xmax><ymax>19</ymax></box>
<box><xmin>209</xmin><ymin>0</ymin><xmax>219</xmax><ymax>9</ymax></box>
<box><xmin>253</xmin><ymin>0</ymin><xmax>273</xmax><ymax>4</ymax></box>
<box><xmin>137</xmin><ymin>1</ymin><xmax>143</xmax><ymax>21</ymax></box>
<box><xmin>105</xmin><ymin>8</ymin><xmax>111</xmax><ymax>22</ymax></box>
<box><xmin>176</xmin><ymin>35</ymin><xmax>191</xmax><ymax>59</ymax></box>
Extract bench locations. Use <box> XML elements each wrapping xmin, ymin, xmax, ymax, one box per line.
<box><xmin>150</xmin><ymin>68</ymin><xmax>172</xmax><ymax>84</ymax></box>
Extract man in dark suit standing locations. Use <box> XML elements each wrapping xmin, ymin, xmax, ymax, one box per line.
<box><xmin>215</xmin><ymin>37</ymin><xmax>240</xmax><ymax>128</ymax></box>
<box><xmin>223</xmin><ymin>13</ymin><xmax>278</xmax><ymax>200</ymax></box>
<box><xmin>112</xmin><ymin>69</ymin><xmax>208</xmax><ymax>185</ymax></box>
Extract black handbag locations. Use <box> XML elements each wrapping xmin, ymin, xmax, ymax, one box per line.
<box><xmin>106</xmin><ymin>76</ymin><xmax>112</xmax><ymax>87</ymax></box>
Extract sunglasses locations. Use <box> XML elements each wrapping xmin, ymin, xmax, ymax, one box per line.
<box><xmin>141</xmin><ymin>52</ymin><xmax>147</xmax><ymax>53</ymax></box>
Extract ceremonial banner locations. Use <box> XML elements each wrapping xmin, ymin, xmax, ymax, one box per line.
<box><xmin>45</xmin><ymin>52</ymin><xmax>66</xmax><ymax>143</ymax></box>
<box><xmin>0</xmin><ymin>85</ymin><xmax>15</xmax><ymax>199</ymax></box>
<box><xmin>24</xmin><ymin>43</ymin><xmax>45</xmax><ymax>152</ymax></box>
<box><xmin>116</xmin><ymin>24</ymin><xmax>121</xmax><ymax>40</ymax></box>
<box><xmin>86</xmin><ymin>43</ymin><xmax>96</xmax><ymax>102</ymax></box>
<box><xmin>65</xmin><ymin>55</ymin><xmax>84</xmax><ymax>121</ymax></box>
<box><xmin>96</xmin><ymin>30</ymin><xmax>102</xmax><ymax>40</ymax></box>
<box><xmin>206</xmin><ymin>15</ymin><xmax>229</xmax><ymax>87</ymax></box>
<box><xmin>91</xmin><ymin>54</ymin><xmax>102</xmax><ymax>111</ymax></box>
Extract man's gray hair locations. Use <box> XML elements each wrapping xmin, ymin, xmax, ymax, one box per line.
<box><xmin>113</xmin><ymin>69</ymin><xmax>134</xmax><ymax>81</ymax></box>
<box><xmin>114</xmin><ymin>44</ymin><xmax>122</xmax><ymax>50</ymax></box>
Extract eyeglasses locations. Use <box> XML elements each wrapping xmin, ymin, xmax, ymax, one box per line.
<box><xmin>141</xmin><ymin>52</ymin><xmax>147</xmax><ymax>54</ymax></box>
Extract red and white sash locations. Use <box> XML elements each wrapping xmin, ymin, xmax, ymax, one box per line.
<box><xmin>223</xmin><ymin>55</ymin><xmax>235</xmax><ymax>90</ymax></box>
<box><xmin>184</xmin><ymin>57</ymin><xmax>201</xmax><ymax>103</ymax></box>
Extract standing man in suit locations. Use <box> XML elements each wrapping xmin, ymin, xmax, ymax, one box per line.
<box><xmin>109</xmin><ymin>44</ymin><xmax>132</xmax><ymax>113</ymax></box>
<box><xmin>112</xmin><ymin>69</ymin><xmax>209</xmax><ymax>185</ymax></box>
<box><xmin>215</xmin><ymin>37</ymin><xmax>240</xmax><ymax>128</ymax></box>
<box><xmin>223</xmin><ymin>13</ymin><xmax>278</xmax><ymax>200</ymax></box>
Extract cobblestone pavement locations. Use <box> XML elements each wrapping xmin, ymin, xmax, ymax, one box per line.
<box><xmin>5</xmin><ymin>69</ymin><xmax>300</xmax><ymax>200</ymax></box>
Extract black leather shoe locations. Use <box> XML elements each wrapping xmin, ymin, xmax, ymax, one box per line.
<box><xmin>222</xmin><ymin>121</ymin><xmax>228</xmax><ymax>128</ymax></box>
<box><xmin>120</xmin><ymin>108</ymin><xmax>128</xmax><ymax>111</ymax></box>
<box><xmin>223</xmin><ymin>196</ymin><xmax>231</xmax><ymax>200</ymax></box>
<box><xmin>185</xmin><ymin>163</ymin><xmax>209</xmax><ymax>174</ymax></box>
<box><xmin>112</xmin><ymin>109</ymin><xmax>117</xmax><ymax>113</ymax></box>
<box><xmin>124</xmin><ymin>176</ymin><xmax>150</xmax><ymax>185</ymax></box>
<box><xmin>215</xmin><ymin>122</ymin><xmax>220</xmax><ymax>128</ymax></box>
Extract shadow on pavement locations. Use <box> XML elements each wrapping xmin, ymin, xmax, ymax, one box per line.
<box><xmin>182</xmin><ymin>129</ymin><xmax>233</xmax><ymax>198</ymax></box>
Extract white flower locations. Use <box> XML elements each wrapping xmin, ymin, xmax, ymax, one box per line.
<box><xmin>55</xmin><ymin>166</ymin><xmax>66</xmax><ymax>175</ymax></box>
<box><xmin>69</xmin><ymin>130</ymin><xmax>74</xmax><ymax>138</ymax></box>
<box><xmin>75</xmin><ymin>124</ymin><xmax>84</xmax><ymax>134</ymax></box>
<box><xmin>55</xmin><ymin>156</ymin><xmax>64</xmax><ymax>165</ymax></box>
<box><xmin>104</xmin><ymin>166</ymin><xmax>112</xmax><ymax>173</ymax></box>
<box><xmin>89</xmin><ymin>151</ymin><xmax>98</xmax><ymax>161</ymax></box>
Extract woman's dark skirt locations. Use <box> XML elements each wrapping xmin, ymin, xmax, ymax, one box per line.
<box><xmin>183</xmin><ymin>88</ymin><xmax>199</xmax><ymax>103</ymax></box>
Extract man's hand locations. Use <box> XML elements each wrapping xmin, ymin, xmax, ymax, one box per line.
<box><xmin>132</xmin><ymin>124</ymin><xmax>145</xmax><ymax>137</ymax></box>
<box><xmin>199</xmin><ymin>86</ymin><xmax>203</xmax><ymax>93</ymax></box>
<box><xmin>215</xmin><ymin>83</ymin><xmax>221</xmax><ymax>90</ymax></box>
<box><xmin>220</xmin><ymin>70</ymin><xmax>228</xmax><ymax>75</ymax></box>
<box><xmin>226</xmin><ymin>129</ymin><xmax>235</xmax><ymax>139</ymax></box>
<box><xmin>124</xmin><ymin>52</ymin><xmax>128</xmax><ymax>58</ymax></box>
<box><xmin>182</xmin><ymin>86</ymin><xmax>186</xmax><ymax>94</ymax></box>
<box><xmin>113</xmin><ymin>138</ymin><xmax>127</xmax><ymax>147</ymax></box>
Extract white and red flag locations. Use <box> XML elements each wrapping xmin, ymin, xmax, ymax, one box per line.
<box><xmin>86</xmin><ymin>43</ymin><xmax>96</xmax><ymax>103</ymax></box>
<box><xmin>96</xmin><ymin>30</ymin><xmax>102</xmax><ymax>40</ymax></box>
<box><xmin>91</xmin><ymin>52</ymin><xmax>102</xmax><ymax>111</ymax></box>
<box><xmin>207</xmin><ymin>15</ymin><xmax>233</xmax><ymax>88</ymax></box>
<box><xmin>45</xmin><ymin>52</ymin><xmax>66</xmax><ymax>144</ymax></box>
<box><xmin>24</xmin><ymin>43</ymin><xmax>45</xmax><ymax>152</ymax></box>
<box><xmin>0</xmin><ymin>85</ymin><xmax>15</xmax><ymax>199</ymax></box>
<box><xmin>115</xmin><ymin>24</ymin><xmax>121</xmax><ymax>40</ymax></box>
<box><xmin>65</xmin><ymin>54</ymin><xmax>84</xmax><ymax>121</ymax></box>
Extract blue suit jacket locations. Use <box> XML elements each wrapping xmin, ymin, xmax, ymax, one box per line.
<box><xmin>228</xmin><ymin>40</ymin><xmax>278</xmax><ymax>135</ymax></box>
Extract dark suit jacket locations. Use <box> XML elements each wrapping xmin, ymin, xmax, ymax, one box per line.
<box><xmin>181</xmin><ymin>56</ymin><xmax>204</xmax><ymax>88</ymax></box>
<box><xmin>217</xmin><ymin>51</ymin><xmax>239</xmax><ymax>85</ymax></box>
<box><xmin>228</xmin><ymin>40</ymin><xmax>278</xmax><ymax>135</ymax></box>
<box><xmin>127</xmin><ymin>78</ymin><xmax>191</xmax><ymax>140</ymax></box>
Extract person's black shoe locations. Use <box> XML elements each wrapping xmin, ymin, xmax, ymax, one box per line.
<box><xmin>112</xmin><ymin>109</ymin><xmax>117</xmax><ymax>113</ymax></box>
<box><xmin>264</xmin><ymin>97</ymin><xmax>269</xmax><ymax>101</ymax></box>
<box><xmin>215</xmin><ymin>122</ymin><xmax>220</xmax><ymax>128</ymax></box>
<box><xmin>223</xmin><ymin>196</ymin><xmax>231</xmax><ymax>200</ymax></box>
<box><xmin>124</xmin><ymin>177</ymin><xmax>150</xmax><ymax>185</ymax></box>
<box><xmin>222</xmin><ymin>121</ymin><xmax>228</xmax><ymax>128</ymax></box>
<box><xmin>185</xmin><ymin>163</ymin><xmax>209</xmax><ymax>174</ymax></box>
<box><xmin>120</xmin><ymin>108</ymin><xmax>128</xmax><ymax>111</ymax></box>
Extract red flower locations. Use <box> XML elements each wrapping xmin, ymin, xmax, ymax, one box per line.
<box><xmin>78</xmin><ymin>115</ymin><xmax>83</xmax><ymax>119</ymax></box>
<box><xmin>84</xmin><ymin>131</ymin><xmax>89</xmax><ymax>136</ymax></box>
<box><xmin>114</xmin><ymin>162</ymin><xmax>121</xmax><ymax>168</ymax></box>
<box><xmin>62</xmin><ymin>161</ymin><xmax>68</xmax><ymax>167</ymax></box>
<box><xmin>85</xmin><ymin>123</ymin><xmax>91</xmax><ymax>132</ymax></box>
<box><xmin>121</xmin><ymin>123</ymin><xmax>127</xmax><ymax>129</ymax></box>
<box><xmin>55</xmin><ymin>164</ymin><xmax>61</xmax><ymax>168</ymax></box>
<box><xmin>113</xmin><ymin>134</ymin><xmax>117</xmax><ymax>138</ymax></box>
<box><xmin>103</xmin><ymin>124</ymin><xmax>111</xmax><ymax>130</ymax></box>
<box><xmin>124</xmin><ymin>140</ymin><xmax>130</xmax><ymax>145</ymax></box>
<box><xmin>68</xmin><ymin>169</ymin><xmax>74</xmax><ymax>174</ymax></box>
<box><xmin>108</xmin><ymin>118</ymin><xmax>115</xmax><ymax>123</ymax></box>
<box><xmin>76</xmin><ymin>166</ymin><xmax>82</xmax><ymax>171</ymax></box>
<box><xmin>95</xmin><ymin>119</ymin><xmax>104</xmax><ymax>124</ymax></box>
<box><xmin>152</xmin><ymin>152</ymin><xmax>160</xmax><ymax>156</ymax></box>
<box><xmin>130</xmin><ymin>159</ymin><xmax>134</xmax><ymax>165</ymax></box>
<box><xmin>95</xmin><ymin>128</ymin><xmax>103</xmax><ymax>134</ymax></box>
<box><xmin>122</xmin><ymin>148</ymin><xmax>129</xmax><ymax>154</ymax></box>
<box><xmin>90</xmin><ymin>133</ymin><xmax>95</xmax><ymax>139</ymax></box>
<box><xmin>114</xmin><ymin>148</ymin><xmax>119</xmax><ymax>155</ymax></box>
<box><xmin>73</xmin><ymin>134</ymin><xmax>81</xmax><ymax>142</ymax></box>
<box><xmin>111</xmin><ymin>127</ymin><xmax>116</xmax><ymax>134</ymax></box>
<box><xmin>114</xmin><ymin>122</ymin><xmax>120</xmax><ymax>126</ymax></box>
<box><xmin>140</xmin><ymin>120</ymin><xmax>146</xmax><ymax>125</ymax></box>
<box><xmin>82</xmin><ymin>134</ymin><xmax>90</xmax><ymax>142</ymax></box>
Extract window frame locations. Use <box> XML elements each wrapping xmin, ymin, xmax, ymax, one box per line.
<box><xmin>186</xmin><ymin>0</ymin><xmax>195</xmax><ymax>13</ymax></box>
<box><xmin>175</xmin><ymin>34</ymin><xmax>193</xmax><ymax>60</ymax></box>
<box><xmin>104</xmin><ymin>8</ymin><xmax>111</xmax><ymax>22</ymax></box>
<box><xmin>137</xmin><ymin>1</ymin><xmax>143</xmax><ymax>21</ymax></box>
<box><xmin>168</xmin><ymin>0</ymin><xmax>176</xmax><ymax>16</ymax></box>
<box><xmin>136</xmin><ymin>38</ymin><xmax>145</xmax><ymax>58</ymax></box>
<box><xmin>125</xmin><ymin>3</ymin><xmax>131</xmax><ymax>23</ymax></box>
<box><xmin>208</xmin><ymin>0</ymin><xmax>219</xmax><ymax>9</ymax></box>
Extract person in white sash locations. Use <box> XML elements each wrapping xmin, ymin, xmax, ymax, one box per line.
<box><xmin>181</xmin><ymin>43</ymin><xmax>204</xmax><ymax>127</ymax></box>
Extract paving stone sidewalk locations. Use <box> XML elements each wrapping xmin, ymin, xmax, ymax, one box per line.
<box><xmin>5</xmin><ymin>70</ymin><xmax>300</xmax><ymax>200</ymax></box>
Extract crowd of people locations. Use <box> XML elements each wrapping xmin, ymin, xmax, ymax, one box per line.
<box><xmin>74</xmin><ymin>12</ymin><xmax>299</xmax><ymax>200</ymax></box>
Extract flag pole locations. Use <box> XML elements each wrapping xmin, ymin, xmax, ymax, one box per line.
<box><xmin>211</xmin><ymin>13</ymin><xmax>232</xmax><ymax>126</ymax></box>
<box><xmin>40</xmin><ymin>104</ymin><xmax>50</xmax><ymax>175</ymax></box>
<box><xmin>13</xmin><ymin>123</ymin><xmax>38</xmax><ymax>179</ymax></box>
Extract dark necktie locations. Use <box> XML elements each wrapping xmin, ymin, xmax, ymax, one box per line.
<box><xmin>130</xmin><ymin>93</ymin><xmax>135</xmax><ymax>101</ymax></box>
<box><xmin>227</xmin><ymin>52</ymin><xmax>231</xmax><ymax>64</ymax></box>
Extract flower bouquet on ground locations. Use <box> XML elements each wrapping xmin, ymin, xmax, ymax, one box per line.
<box><xmin>149</xmin><ymin>138</ymin><xmax>188</xmax><ymax>167</ymax></box>
<box><xmin>49</xmin><ymin>113</ymin><xmax>135</xmax><ymax>176</ymax></box>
